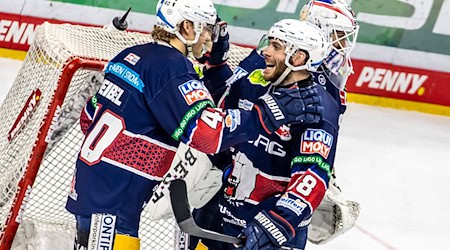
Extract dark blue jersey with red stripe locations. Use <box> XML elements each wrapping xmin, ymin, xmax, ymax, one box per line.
<box><xmin>66</xmin><ymin>42</ymin><xmax>263</xmax><ymax>223</ymax></box>
<box><xmin>212</xmin><ymin>50</ymin><xmax>341</xmax><ymax>243</ymax></box>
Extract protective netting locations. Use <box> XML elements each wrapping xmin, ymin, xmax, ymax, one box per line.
<box><xmin>0</xmin><ymin>22</ymin><xmax>252</xmax><ymax>249</ymax></box>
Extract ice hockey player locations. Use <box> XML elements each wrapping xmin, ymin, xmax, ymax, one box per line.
<box><xmin>65</xmin><ymin>0</ymin><xmax>326</xmax><ymax>249</ymax></box>
<box><xmin>191</xmin><ymin>1</ymin><xmax>361</xmax><ymax>248</ymax></box>
<box><xmin>186</xmin><ymin>19</ymin><xmax>339</xmax><ymax>250</ymax></box>
<box><xmin>301</xmin><ymin>0</ymin><xmax>360</xmax><ymax>116</ymax></box>
<box><xmin>300</xmin><ymin>0</ymin><xmax>362</xmax><ymax>245</ymax></box>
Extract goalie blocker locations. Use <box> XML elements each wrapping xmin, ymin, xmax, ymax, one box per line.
<box><xmin>146</xmin><ymin>143</ymin><xmax>223</xmax><ymax>220</ymax></box>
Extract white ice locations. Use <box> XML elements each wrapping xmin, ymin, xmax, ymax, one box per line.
<box><xmin>1</xmin><ymin>57</ymin><xmax>450</xmax><ymax>250</ymax></box>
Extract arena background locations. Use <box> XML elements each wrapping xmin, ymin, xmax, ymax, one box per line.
<box><xmin>1</xmin><ymin>0</ymin><xmax>449</xmax><ymax>115</ymax></box>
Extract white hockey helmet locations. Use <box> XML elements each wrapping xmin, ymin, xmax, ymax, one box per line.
<box><xmin>268</xmin><ymin>19</ymin><xmax>330</xmax><ymax>71</ymax></box>
<box><xmin>300</xmin><ymin>0</ymin><xmax>359</xmax><ymax>56</ymax></box>
<box><xmin>156</xmin><ymin>0</ymin><xmax>217</xmax><ymax>45</ymax></box>
<box><xmin>262</xmin><ymin>19</ymin><xmax>331</xmax><ymax>85</ymax></box>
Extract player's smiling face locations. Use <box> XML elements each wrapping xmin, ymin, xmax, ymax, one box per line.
<box><xmin>262</xmin><ymin>38</ymin><xmax>288</xmax><ymax>82</ymax></box>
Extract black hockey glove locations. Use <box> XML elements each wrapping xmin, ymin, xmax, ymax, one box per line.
<box><xmin>236</xmin><ymin>210</ymin><xmax>294</xmax><ymax>250</ymax></box>
<box><xmin>253</xmin><ymin>85</ymin><xmax>324</xmax><ymax>134</ymax></box>
<box><xmin>196</xmin><ymin>17</ymin><xmax>229</xmax><ymax>67</ymax></box>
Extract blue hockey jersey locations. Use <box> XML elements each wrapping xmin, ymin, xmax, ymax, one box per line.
<box><xmin>211</xmin><ymin>50</ymin><xmax>341</xmax><ymax>243</ymax></box>
<box><xmin>66</xmin><ymin>42</ymin><xmax>264</xmax><ymax>224</ymax></box>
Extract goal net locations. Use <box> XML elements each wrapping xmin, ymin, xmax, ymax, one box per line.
<box><xmin>0</xmin><ymin>22</ymin><xmax>252</xmax><ymax>250</ymax></box>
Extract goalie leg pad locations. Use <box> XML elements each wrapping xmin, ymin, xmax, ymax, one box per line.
<box><xmin>74</xmin><ymin>213</ymin><xmax>140</xmax><ymax>250</ymax></box>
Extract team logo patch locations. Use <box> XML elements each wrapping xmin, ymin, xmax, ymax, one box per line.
<box><xmin>225</xmin><ymin>109</ymin><xmax>241</xmax><ymax>132</ymax></box>
<box><xmin>275</xmin><ymin>124</ymin><xmax>292</xmax><ymax>141</ymax></box>
<box><xmin>318</xmin><ymin>74</ymin><xmax>326</xmax><ymax>86</ymax></box>
<box><xmin>300</xmin><ymin>129</ymin><xmax>333</xmax><ymax>159</ymax></box>
<box><xmin>178</xmin><ymin>80</ymin><xmax>211</xmax><ymax>105</ymax></box>
<box><xmin>247</xmin><ymin>69</ymin><xmax>270</xmax><ymax>86</ymax></box>
<box><xmin>124</xmin><ymin>53</ymin><xmax>140</xmax><ymax>65</ymax></box>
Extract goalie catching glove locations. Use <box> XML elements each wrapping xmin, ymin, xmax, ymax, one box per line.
<box><xmin>308</xmin><ymin>180</ymin><xmax>361</xmax><ymax>245</ymax></box>
<box><xmin>236</xmin><ymin>210</ymin><xmax>295</xmax><ymax>250</ymax></box>
<box><xmin>254</xmin><ymin>85</ymin><xmax>324</xmax><ymax>133</ymax></box>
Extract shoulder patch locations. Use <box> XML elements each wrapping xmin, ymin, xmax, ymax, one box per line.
<box><xmin>124</xmin><ymin>53</ymin><xmax>141</xmax><ymax>65</ymax></box>
<box><xmin>105</xmin><ymin>62</ymin><xmax>144</xmax><ymax>92</ymax></box>
<box><xmin>247</xmin><ymin>69</ymin><xmax>270</xmax><ymax>87</ymax></box>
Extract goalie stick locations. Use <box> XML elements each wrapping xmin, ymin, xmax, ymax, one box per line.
<box><xmin>169</xmin><ymin>179</ymin><xmax>302</xmax><ymax>250</ymax></box>
<box><xmin>169</xmin><ymin>179</ymin><xmax>243</xmax><ymax>245</ymax></box>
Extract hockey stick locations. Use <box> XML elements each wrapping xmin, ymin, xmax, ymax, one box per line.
<box><xmin>169</xmin><ymin>179</ymin><xmax>243</xmax><ymax>245</ymax></box>
<box><xmin>169</xmin><ymin>179</ymin><xmax>302</xmax><ymax>250</ymax></box>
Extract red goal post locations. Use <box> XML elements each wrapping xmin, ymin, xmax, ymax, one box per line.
<box><xmin>1</xmin><ymin>58</ymin><xmax>106</xmax><ymax>249</ymax></box>
<box><xmin>0</xmin><ymin>22</ymin><xmax>252</xmax><ymax>249</ymax></box>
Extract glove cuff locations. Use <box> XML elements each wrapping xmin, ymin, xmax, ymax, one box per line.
<box><xmin>253</xmin><ymin>210</ymin><xmax>295</xmax><ymax>247</ymax></box>
<box><xmin>253</xmin><ymin>104</ymin><xmax>273</xmax><ymax>134</ymax></box>
<box><xmin>253</xmin><ymin>94</ymin><xmax>287</xmax><ymax>134</ymax></box>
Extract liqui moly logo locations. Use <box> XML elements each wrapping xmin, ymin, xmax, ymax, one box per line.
<box><xmin>8</xmin><ymin>89</ymin><xmax>42</xmax><ymax>142</ymax></box>
<box><xmin>178</xmin><ymin>80</ymin><xmax>211</xmax><ymax>105</ymax></box>
<box><xmin>300</xmin><ymin>129</ymin><xmax>333</xmax><ymax>159</ymax></box>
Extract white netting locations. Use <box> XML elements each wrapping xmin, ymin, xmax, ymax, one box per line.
<box><xmin>0</xmin><ymin>22</ymin><xmax>252</xmax><ymax>249</ymax></box>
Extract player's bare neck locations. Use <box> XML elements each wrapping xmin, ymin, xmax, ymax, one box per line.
<box><xmin>169</xmin><ymin>37</ymin><xmax>188</xmax><ymax>56</ymax></box>
<box><xmin>280</xmin><ymin>70</ymin><xmax>310</xmax><ymax>87</ymax></box>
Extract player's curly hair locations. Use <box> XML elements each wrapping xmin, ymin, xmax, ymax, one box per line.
<box><xmin>152</xmin><ymin>21</ymin><xmax>192</xmax><ymax>43</ymax></box>
<box><xmin>151</xmin><ymin>26</ymin><xmax>177</xmax><ymax>43</ymax></box>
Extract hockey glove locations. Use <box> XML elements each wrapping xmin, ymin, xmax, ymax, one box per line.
<box><xmin>253</xmin><ymin>85</ymin><xmax>324</xmax><ymax>134</ymax></box>
<box><xmin>237</xmin><ymin>210</ymin><xmax>295</xmax><ymax>250</ymax></box>
<box><xmin>196</xmin><ymin>17</ymin><xmax>229</xmax><ymax>67</ymax></box>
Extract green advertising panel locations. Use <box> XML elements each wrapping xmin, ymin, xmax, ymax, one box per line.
<box><xmin>52</xmin><ymin>0</ymin><xmax>450</xmax><ymax>55</ymax></box>
<box><xmin>352</xmin><ymin>0</ymin><xmax>450</xmax><ymax>55</ymax></box>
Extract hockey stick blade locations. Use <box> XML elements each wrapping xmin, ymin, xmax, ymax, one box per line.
<box><xmin>169</xmin><ymin>179</ymin><xmax>302</xmax><ymax>250</ymax></box>
<box><xmin>169</xmin><ymin>179</ymin><xmax>243</xmax><ymax>245</ymax></box>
